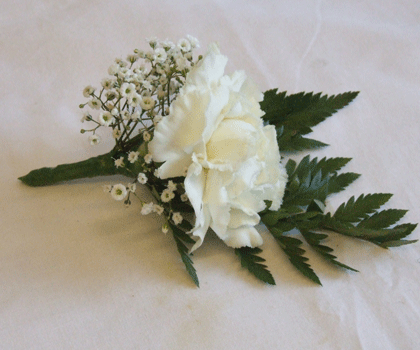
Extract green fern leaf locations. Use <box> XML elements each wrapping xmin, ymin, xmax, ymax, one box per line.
<box><xmin>235</xmin><ymin>247</ymin><xmax>275</xmax><ymax>285</ymax></box>
<box><xmin>170</xmin><ymin>224</ymin><xmax>199</xmax><ymax>287</ymax></box>
<box><xmin>328</xmin><ymin>173</ymin><xmax>361</xmax><ymax>195</ymax></box>
<box><xmin>313</xmin><ymin>157</ymin><xmax>353</xmax><ymax>176</ymax></box>
<box><xmin>261</xmin><ymin>90</ymin><xmax>359</xmax><ymax>130</ymax></box>
<box><xmin>333</xmin><ymin>193</ymin><xmax>393</xmax><ymax>223</ymax></box>
<box><xmin>260</xmin><ymin>90</ymin><xmax>359</xmax><ymax>152</ymax></box>
<box><xmin>357</xmin><ymin>209</ymin><xmax>408</xmax><ymax>229</ymax></box>
<box><xmin>379</xmin><ymin>239</ymin><xmax>418</xmax><ymax>248</ymax></box>
<box><xmin>270</xmin><ymin>229</ymin><xmax>321</xmax><ymax>285</ymax></box>
<box><xmin>284</xmin><ymin>169</ymin><xmax>329</xmax><ymax>206</ymax></box>
<box><xmin>277</xmin><ymin>133</ymin><xmax>328</xmax><ymax>151</ymax></box>
<box><xmin>372</xmin><ymin>223</ymin><xmax>418</xmax><ymax>245</ymax></box>
<box><xmin>300</xmin><ymin>230</ymin><xmax>358</xmax><ymax>272</ymax></box>
<box><xmin>322</xmin><ymin>216</ymin><xmax>412</xmax><ymax>244</ymax></box>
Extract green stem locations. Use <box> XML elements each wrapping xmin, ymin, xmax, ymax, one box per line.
<box><xmin>18</xmin><ymin>135</ymin><xmax>146</xmax><ymax>187</ymax></box>
<box><xmin>18</xmin><ymin>151</ymin><xmax>133</xmax><ymax>187</ymax></box>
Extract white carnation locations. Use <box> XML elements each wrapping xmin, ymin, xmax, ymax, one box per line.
<box><xmin>149</xmin><ymin>43</ymin><xmax>287</xmax><ymax>251</ymax></box>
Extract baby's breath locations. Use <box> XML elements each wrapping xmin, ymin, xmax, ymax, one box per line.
<box><xmin>141</xmin><ymin>202</ymin><xmax>154</xmax><ymax>215</ymax></box>
<box><xmin>172</xmin><ymin>212</ymin><xmax>183</xmax><ymax>225</ymax></box>
<box><xmin>91</xmin><ymin>37</ymin><xmax>202</xmax><ymax>242</ymax></box>
<box><xmin>128</xmin><ymin>151</ymin><xmax>139</xmax><ymax>163</ymax></box>
<box><xmin>80</xmin><ymin>36</ymin><xmax>201</xmax><ymax>152</ymax></box>
<box><xmin>110</xmin><ymin>184</ymin><xmax>127</xmax><ymax>201</ymax></box>
<box><xmin>161</xmin><ymin>188</ymin><xmax>175</xmax><ymax>203</ymax></box>
<box><xmin>137</xmin><ymin>173</ymin><xmax>148</xmax><ymax>184</ymax></box>
<box><xmin>88</xmin><ymin>134</ymin><xmax>101</xmax><ymax>145</ymax></box>
<box><xmin>114</xmin><ymin>156</ymin><xmax>124</xmax><ymax>168</ymax></box>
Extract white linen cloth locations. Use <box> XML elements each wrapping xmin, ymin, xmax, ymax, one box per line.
<box><xmin>1</xmin><ymin>1</ymin><xmax>419</xmax><ymax>349</ymax></box>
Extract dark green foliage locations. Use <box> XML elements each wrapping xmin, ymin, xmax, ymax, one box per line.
<box><xmin>235</xmin><ymin>247</ymin><xmax>276</xmax><ymax>285</ymax></box>
<box><xmin>271</xmin><ymin>231</ymin><xmax>322</xmax><ymax>285</ymax></box>
<box><xmin>357</xmin><ymin>209</ymin><xmax>408</xmax><ymax>229</ymax></box>
<box><xmin>333</xmin><ymin>194</ymin><xmax>393</xmax><ymax>222</ymax></box>
<box><xmin>259</xmin><ymin>153</ymin><xmax>416</xmax><ymax>285</ymax></box>
<box><xmin>300</xmin><ymin>231</ymin><xmax>358</xmax><ymax>272</ymax></box>
<box><xmin>328</xmin><ymin>173</ymin><xmax>361</xmax><ymax>195</ymax></box>
<box><xmin>283</xmin><ymin>156</ymin><xmax>359</xmax><ymax>207</ymax></box>
<box><xmin>323</xmin><ymin>218</ymin><xmax>418</xmax><ymax>248</ymax></box>
<box><xmin>276</xmin><ymin>126</ymin><xmax>328</xmax><ymax>151</ymax></box>
<box><xmin>261</xmin><ymin>90</ymin><xmax>359</xmax><ymax>152</ymax></box>
<box><xmin>170</xmin><ymin>223</ymin><xmax>199</xmax><ymax>287</ymax></box>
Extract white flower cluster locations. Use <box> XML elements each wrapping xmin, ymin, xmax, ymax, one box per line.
<box><xmin>105</xmin><ymin>167</ymin><xmax>187</xmax><ymax>231</ymax></box>
<box><xmin>80</xmin><ymin>35</ymin><xmax>200</xmax><ymax>150</ymax></box>
<box><xmin>106</xmin><ymin>125</ymin><xmax>188</xmax><ymax>234</ymax></box>
<box><xmin>93</xmin><ymin>37</ymin><xmax>287</xmax><ymax>253</ymax></box>
<box><xmin>89</xmin><ymin>36</ymin><xmax>200</xmax><ymax>233</ymax></box>
<box><xmin>149</xmin><ymin>43</ymin><xmax>288</xmax><ymax>251</ymax></box>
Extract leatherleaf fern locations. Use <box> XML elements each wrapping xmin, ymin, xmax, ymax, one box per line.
<box><xmin>236</xmin><ymin>90</ymin><xmax>417</xmax><ymax>285</ymax></box>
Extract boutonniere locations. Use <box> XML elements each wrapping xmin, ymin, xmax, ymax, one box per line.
<box><xmin>20</xmin><ymin>36</ymin><xmax>417</xmax><ymax>287</ymax></box>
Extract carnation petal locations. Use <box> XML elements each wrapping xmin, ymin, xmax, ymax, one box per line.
<box><xmin>185</xmin><ymin>163</ymin><xmax>212</xmax><ymax>251</ymax></box>
<box><xmin>149</xmin><ymin>90</ymin><xmax>210</xmax><ymax>178</ymax></box>
<box><xmin>228</xmin><ymin>208</ymin><xmax>260</xmax><ymax>229</ymax></box>
<box><xmin>206</xmin><ymin>119</ymin><xmax>256</xmax><ymax>166</ymax></box>
<box><xmin>223</xmin><ymin>225</ymin><xmax>263</xmax><ymax>248</ymax></box>
<box><xmin>186</xmin><ymin>43</ymin><xmax>228</xmax><ymax>87</ymax></box>
<box><xmin>205</xmin><ymin>170</ymin><xmax>231</xmax><ymax>236</ymax></box>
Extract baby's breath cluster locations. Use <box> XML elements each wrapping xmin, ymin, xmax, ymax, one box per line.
<box><xmin>80</xmin><ymin>35</ymin><xmax>200</xmax><ymax>151</ymax></box>
<box><xmin>104</xmin><ymin>165</ymin><xmax>189</xmax><ymax>232</ymax></box>
<box><xmin>93</xmin><ymin>36</ymin><xmax>200</xmax><ymax>232</ymax></box>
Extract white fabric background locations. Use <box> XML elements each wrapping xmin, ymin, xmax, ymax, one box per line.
<box><xmin>1</xmin><ymin>1</ymin><xmax>420</xmax><ymax>349</ymax></box>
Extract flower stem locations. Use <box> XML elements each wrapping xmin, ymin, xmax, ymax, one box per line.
<box><xmin>18</xmin><ymin>151</ymin><xmax>131</xmax><ymax>187</ymax></box>
<box><xmin>19</xmin><ymin>134</ymin><xmax>145</xmax><ymax>187</ymax></box>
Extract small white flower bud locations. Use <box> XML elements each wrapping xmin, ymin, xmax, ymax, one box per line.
<box><xmin>140</xmin><ymin>96</ymin><xmax>155</xmax><ymax>111</ymax></box>
<box><xmin>88</xmin><ymin>135</ymin><xmax>101</xmax><ymax>145</ymax></box>
<box><xmin>111</xmin><ymin>184</ymin><xmax>127</xmax><ymax>201</ymax></box>
<box><xmin>143</xmin><ymin>131</ymin><xmax>151</xmax><ymax>142</ymax></box>
<box><xmin>141</xmin><ymin>202</ymin><xmax>154</xmax><ymax>215</ymax></box>
<box><xmin>172</xmin><ymin>212</ymin><xmax>183</xmax><ymax>225</ymax></box>
<box><xmin>128</xmin><ymin>151</ymin><xmax>139</xmax><ymax>163</ymax></box>
<box><xmin>128</xmin><ymin>183</ymin><xmax>137</xmax><ymax>193</ymax></box>
<box><xmin>137</xmin><ymin>173</ymin><xmax>148</xmax><ymax>184</ymax></box>
<box><xmin>161</xmin><ymin>188</ymin><xmax>175</xmax><ymax>203</ymax></box>
<box><xmin>114</xmin><ymin>156</ymin><xmax>124</xmax><ymax>168</ymax></box>
<box><xmin>112</xmin><ymin>128</ymin><xmax>122</xmax><ymax>139</ymax></box>
<box><xmin>83</xmin><ymin>85</ymin><xmax>95</xmax><ymax>98</ymax></box>
<box><xmin>144</xmin><ymin>154</ymin><xmax>153</xmax><ymax>164</ymax></box>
